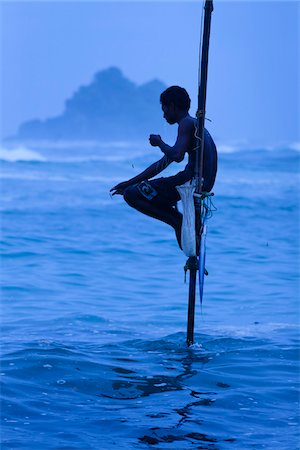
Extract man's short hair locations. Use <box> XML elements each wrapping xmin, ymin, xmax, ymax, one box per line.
<box><xmin>160</xmin><ymin>86</ymin><xmax>191</xmax><ymax>111</ymax></box>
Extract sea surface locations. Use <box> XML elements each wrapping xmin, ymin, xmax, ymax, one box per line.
<box><xmin>0</xmin><ymin>140</ymin><xmax>299</xmax><ymax>450</ymax></box>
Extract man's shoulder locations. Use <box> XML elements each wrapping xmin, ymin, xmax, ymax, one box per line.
<box><xmin>178</xmin><ymin>115</ymin><xmax>196</xmax><ymax>132</ymax></box>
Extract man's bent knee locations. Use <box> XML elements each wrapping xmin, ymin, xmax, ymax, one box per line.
<box><xmin>123</xmin><ymin>185</ymin><xmax>139</xmax><ymax>206</ymax></box>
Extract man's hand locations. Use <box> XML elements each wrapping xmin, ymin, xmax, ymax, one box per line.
<box><xmin>110</xmin><ymin>181</ymin><xmax>131</xmax><ymax>196</ymax></box>
<box><xmin>149</xmin><ymin>134</ymin><xmax>162</xmax><ymax>147</ymax></box>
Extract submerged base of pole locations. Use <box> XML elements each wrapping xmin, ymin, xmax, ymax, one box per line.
<box><xmin>186</xmin><ymin>256</ymin><xmax>198</xmax><ymax>346</ymax></box>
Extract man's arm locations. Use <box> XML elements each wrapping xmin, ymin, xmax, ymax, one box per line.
<box><xmin>149</xmin><ymin>118</ymin><xmax>193</xmax><ymax>162</ymax></box>
<box><xmin>124</xmin><ymin>154</ymin><xmax>172</xmax><ymax>184</ymax></box>
<box><xmin>110</xmin><ymin>155</ymin><xmax>172</xmax><ymax>196</ymax></box>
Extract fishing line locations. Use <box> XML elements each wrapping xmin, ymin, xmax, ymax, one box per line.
<box><xmin>201</xmin><ymin>193</ymin><xmax>217</xmax><ymax>221</ymax></box>
<box><xmin>198</xmin><ymin>0</ymin><xmax>206</xmax><ymax>88</ymax></box>
<box><xmin>192</xmin><ymin>0</ymin><xmax>206</xmax><ymax>157</ymax></box>
<box><xmin>129</xmin><ymin>1</ymin><xmax>206</xmax><ymax>184</ymax></box>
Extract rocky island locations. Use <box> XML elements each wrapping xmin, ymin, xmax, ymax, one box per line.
<box><xmin>15</xmin><ymin>67</ymin><xmax>170</xmax><ymax>141</ymax></box>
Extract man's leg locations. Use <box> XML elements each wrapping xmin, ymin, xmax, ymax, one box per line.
<box><xmin>123</xmin><ymin>185</ymin><xmax>182</xmax><ymax>248</ymax></box>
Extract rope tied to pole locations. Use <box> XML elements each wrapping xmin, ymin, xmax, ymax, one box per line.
<box><xmin>184</xmin><ymin>256</ymin><xmax>198</xmax><ymax>283</ymax></box>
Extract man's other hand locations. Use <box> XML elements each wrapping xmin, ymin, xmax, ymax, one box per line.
<box><xmin>149</xmin><ymin>134</ymin><xmax>162</xmax><ymax>147</ymax></box>
<box><xmin>110</xmin><ymin>181</ymin><xmax>130</xmax><ymax>196</ymax></box>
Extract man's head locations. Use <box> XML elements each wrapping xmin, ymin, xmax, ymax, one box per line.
<box><xmin>160</xmin><ymin>86</ymin><xmax>191</xmax><ymax>124</ymax></box>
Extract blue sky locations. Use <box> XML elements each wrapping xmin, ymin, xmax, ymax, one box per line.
<box><xmin>1</xmin><ymin>1</ymin><xmax>299</xmax><ymax>146</ymax></box>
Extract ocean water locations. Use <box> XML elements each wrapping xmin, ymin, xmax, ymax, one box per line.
<box><xmin>0</xmin><ymin>141</ymin><xmax>299</xmax><ymax>450</ymax></box>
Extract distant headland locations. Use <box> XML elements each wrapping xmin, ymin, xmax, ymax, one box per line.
<box><xmin>12</xmin><ymin>67</ymin><xmax>170</xmax><ymax>141</ymax></box>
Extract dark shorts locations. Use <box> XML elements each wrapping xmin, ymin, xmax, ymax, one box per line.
<box><xmin>136</xmin><ymin>178</ymin><xmax>181</xmax><ymax>206</ymax></box>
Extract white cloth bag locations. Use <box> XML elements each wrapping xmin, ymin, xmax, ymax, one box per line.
<box><xmin>176</xmin><ymin>181</ymin><xmax>196</xmax><ymax>257</ymax></box>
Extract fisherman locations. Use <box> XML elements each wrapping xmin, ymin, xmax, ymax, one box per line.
<box><xmin>110</xmin><ymin>86</ymin><xmax>217</xmax><ymax>248</ymax></box>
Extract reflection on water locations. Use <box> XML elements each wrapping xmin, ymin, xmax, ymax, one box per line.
<box><xmin>1</xmin><ymin>331</ymin><xmax>299</xmax><ymax>449</ymax></box>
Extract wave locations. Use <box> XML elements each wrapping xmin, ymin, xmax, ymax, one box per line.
<box><xmin>216</xmin><ymin>142</ymin><xmax>300</xmax><ymax>154</ymax></box>
<box><xmin>289</xmin><ymin>142</ymin><xmax>300</xmax><ymax>152</ymax></box>
<box><xmin>0</xmin><ymin>146</ymin><xmax>47</xmax><ymax>162</ymax></box>
<box><xmin>0</xmin><ymin>143</ymin><xmax>150</xmax><ymax>163</ymax></box>
<box><xmin>205</xmin><ymin>322</ymin><xmax>300</xmax><ymax>339</ymax></box>
<box><xmin>0</xmin><ymin>172</ymin><xmax>119</xmax><ymax>183</ymax></box>
<box><xmin>2</xmin><ymin>139</ymin><xmax>142</xmax><ymax>150</ymax></box>
<box><xmin>216</xmin><ymin>144</ymin><xmax>238</xmax><ymax>154</ymax></box>
<box><xmin>51</xmin><ymin>153</ymin><xmax>150</xmax><ymax>163</ymax></box>
<box><xmin>1</xmin><ymin>141</ymin><xmax>299</xmax><ymax>164</ymax></box>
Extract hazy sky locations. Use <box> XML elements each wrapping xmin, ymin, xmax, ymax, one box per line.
<box><xmin>1</xmin><ymin>0</ymin><xmax>299</xmax><ymax>145</ymax></box>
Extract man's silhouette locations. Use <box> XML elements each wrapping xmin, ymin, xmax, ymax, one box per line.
<box><xmin>110</xmin><ymin>86</ymin><xmax>217</xmax><ymax>248</ymax></box>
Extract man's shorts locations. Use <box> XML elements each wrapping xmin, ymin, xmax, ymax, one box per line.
<box><xmin>136</xmin><ymin>178</ymin><xmax>181</xmax><ymax>206</ymax></box>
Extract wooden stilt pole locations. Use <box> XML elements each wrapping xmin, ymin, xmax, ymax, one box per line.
<box><xmin>186</xmin><ymin>256</ymin><xmax>198</xmax><ymax>346</ymax></box>
<box><xmin>186</xmin><ymin>0</ymin><xmax>213</xmax><ymax>346</ymax></box>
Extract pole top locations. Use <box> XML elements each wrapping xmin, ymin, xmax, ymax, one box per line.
<box><xmin>205</xmin><ymin>0</ymin><xmax>214</xmax><ymax>13</ymax></box>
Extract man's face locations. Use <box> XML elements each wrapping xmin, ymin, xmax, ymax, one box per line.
<box><xmin>162</xmin><ymin>103</ymin><xmax>177</xmax><ymax>124</ymax></box>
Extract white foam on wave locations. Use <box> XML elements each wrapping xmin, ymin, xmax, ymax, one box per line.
<box><xmin>215</xmin><ymin>141</ymin><xmax>300</xmax><ymax>154</ymax></box>
<box><xmin>204</xmin><ymin>322</ymin><xmax>300</xmax><ymax>340</ymax></box>
<box><xmin>1</xmin><ymin>140</ymin><xmax>298</xmax><ymax>165</ymax></box>
<box><xmin>0</xmin><ymin>140</ymin><xmax>152</xmax><ymax>164</ymax></box>
<box><xmin>43</xmin><ymin>139</ymin><xmax>139</xmax><ymax>149</ymax></box>
<box><xmin>3</xmin><ymin>139</ymin><xmax>142</xmax><ymax>150</ymax></box>
<box><xmin>216</xmin><ymin>144</ymin><xmax>238</xmax><ymax>154</ymax></box>
<box><xmin>289</xmin><ymin>142</ymin><xmax>300</xmax><ymax>152</ymax></box>
<box><xmin>54</xmin><ymin>152</ymin><xmax>148</xmax><ymax>163</ymax></box>
<box><xmin>0</xmin><ymin>172</ymin><xmax>119</xmax><ymax>183</ymax></box>
<box><xmin>0</xmin><ymin>146</ymin><xmax>47</xmax><ymax>162</ymax></box>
